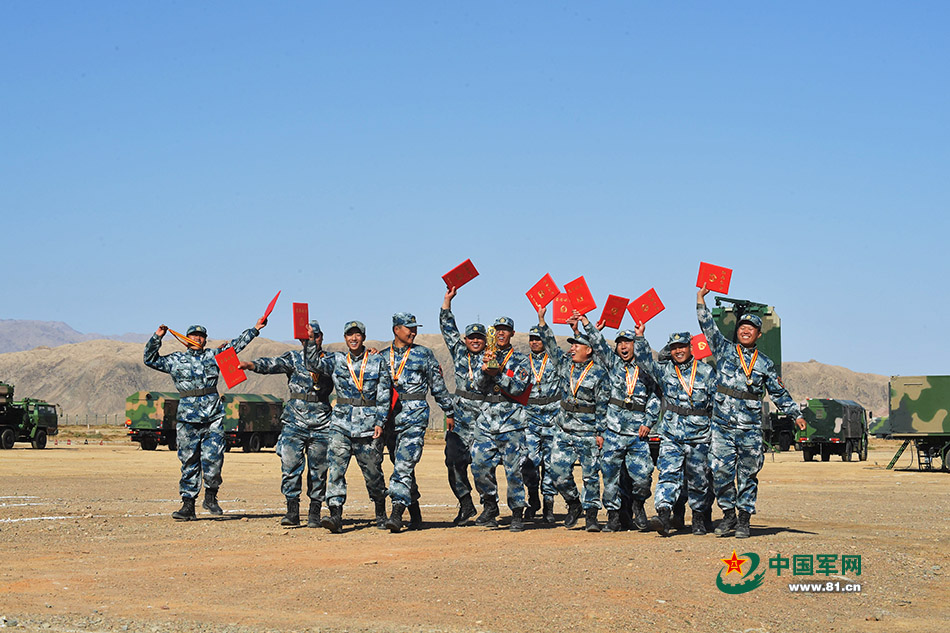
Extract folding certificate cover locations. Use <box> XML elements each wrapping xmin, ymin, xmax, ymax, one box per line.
<box><xmin>526</xmin><ymin>273</ymin><xmax>560</xmax><ymax>310</ymax></box>
<box><xmin>696</xmin><ymin>262</ymin><xmax>732</xmax><ymax>294</ymax></box>
<box><xmin>564</xmin><ymin>276</ymin><xmax>596</xmax><ymax>315</ymax></box>
<box><xmin>551</xmin><ymin>293</ymin><xmax>574</xmax><ymax>324</ymax></box>
<box><xmin>442</xmin><ymin>259</ymin><xmax>479</xmax><ymax>289</ymax></box>
<box><xmin>263</xmin><ymin>290</ymin><xmax>281</xmax><ymax>320</ymax></box>
<box><xmin>598</xmin><ymin>294</ymin><xmax>629</xmax><ymax>329</ymax></box>
<box><xmin>215</xmin><ymin>347</ymin><xmax>247</xmax><ymax>389</ymax></box>
<box><xmin>691</xmin><ymin>334</ymin><xmax>712</xmax><ymax>360</ymax></box>
<box><xmin>293</xmin><ymin>302</ymin><xmax>309</xmax><ymax>339</ymax></box>
<box><xmin>627</xmin><ymin>288</ymin><xmax>665</xmax><ymax>326</ymax></box>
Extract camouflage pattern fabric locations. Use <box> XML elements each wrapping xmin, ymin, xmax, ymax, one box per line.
<box><xmin>522</xmin><ymin>348</ymin><xmax>561</xmax><ymax>498</ymax></box>
<box><xmin>654</xmin><ymin>439</ymin><xmax>711</xmax><ymax>511</ymax></box>
<box><xmin>387</xmin><ymin>423</ymin><xmax>426</xmax><ymax>507</ymax></box>
<box><xmin>523</xmin><ymin>424</ymin><xmax>556</xmax><ymax>498</ymax></box>
<box><xmin>445</xmin><ymin>429</ymin><xmax>474</xmax><ymax>501</ymax></box>
<box><xmin>549</xmin><ymin>424</ymin><xmax>602</xmax><ymax>510</ymax></box>
<box><xmin>474</xmin><ymin>344</ymin><xmax>531</xmax><ymax>434</ymax></box>
<box><xmin>325</xmin><ymin>430</ymin><xmax>387</xmax><ymax>508</ymax></box>
<box><xmin>600</xmin><ymin>428</ymin><xmax>653</xmax><ymax>510</ymax></box>
<box><xmin>278</xmin><ymin>423</ymin><xmax>329</xmax><ymax>502</ymax></box>
<box><xmin>143</xmin><ymin>327</ymin><xmax>259</xmax><ymax>423</ymax></box>
<box><xmin>250</xmin><ymin>348</ymin><xmax>333</xmax><ymax>431</ymax></box>
<box><xmin>538</xmin><ymin>323</ymin><xmax>609</xmax><ymax>434</ymax></box>
<box><xmin>471</xmin><ymin>427</ymin><xmax>527</xmax><ymax>510</ymax></box>
<box><xmin>176</xmin><ymin>419</ymin><xmax>225</xmax><ymax>499</ymax></box>
<box><xmin>304</xmin><ymin>346</ymin><xmax>391</xmax><ymax>438</ymax></box>
<box><xmin>709</xmin><ymin>425</ymin><xmax>764</xmax><ymax>514</ymax></box>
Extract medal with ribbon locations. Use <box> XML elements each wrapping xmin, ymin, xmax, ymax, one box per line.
<box><xmin>347</xmin><ymin>352</ymin><xmax>369</xmax><ymax>402</ymax></box>
<box><xmin>675</xmin><ymin>359</ymin><xmax>698</xmax><ymax>400</ymax></box>
<box><xmin>624</xmin><ymin>365</ymin><xmax>639</xmax><ymax>403</ymax></box>
<box><xmin>736</xmin><ymin>344</ymin><xmax>758</xmax><ymax>386</ymax></box>
<box><xmin>570</xmin><ymin>360</ymin><xmax>594</xmax><ymax>400</ymax></box>
<box><xmin>389</xmin><ymin>347</ymin><xmax>411</xmax><ymax>390</ymax></box>
<box><xmin>531</xmin><ymin>353</ymin><xmax>549</xmax><ymax>384</ymax></box>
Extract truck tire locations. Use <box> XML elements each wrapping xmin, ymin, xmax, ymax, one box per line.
<box><xmin>243</xmin><ymin>433</ymin><xmax>262</xmax><ymax>453</ymax></box>
<box><xmin>859</xmin><ymin>436</ymin><xmax>869</xmax><ymax>461</ymax></box>
<box><xmin>0</xmin><ymin>428</ymin><xmax>15</xmax><ymax>450</ymax></box>
<box><xmin>821</xmin><ymin>447</ymin><xmax>830</xmax><ymax>462</ymax></box>
<box><xmin>779</xmin><ymin>434</ymin><xmax>792</xmax><ymax>452</ymax></box>
<box><xmin>842</xmin><ymin>440</ymin><xmax>852</xmax><ymax>462</ymax></box>
<box><xmin>140</xmin><ymin>437</ymin><xmax>158</xmax><ymax>451</ymax></box>
<box><xmin>31</xmin><ymin>429</ymin><xmax>48</xmax><ymax>449</ymax></box>
<box><xmin>803</xmin><ymin>447</ymin><xmax>814</xmax><ymax>462</ymax></box>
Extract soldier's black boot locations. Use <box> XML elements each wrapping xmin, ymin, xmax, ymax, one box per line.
<box><xmin>603</xmin><ymin>510</ymin><xmax>622</xmax><ymax>533</ymax></box>
<box><xmin>691</xmin><ymin>511</ymin><xmax>707</xmax><ymax>536</ymax></box>
<box><xmin>657</xmin><ymin>506</ymin><xmax>673</xmax><ymax>537</ymax></box>
<box><xmin>385</xmin><ymin>503</ymin><xmax>405</xmax><ymax>533</ymax></box>
<box><xmin>632</xmin><ymin>499</ymin><xmax>649</xmax><ymax>532</ymax></box>
<box><xmin>375</xmin><ymin>498</ymin><xmax>388</xmax><ymax>530</ymax></box>
<box><xmin>281</xmin><ymin>497</ymin><xmax>300</xmax><ymax>527</ymax></box>
<box><xmin>321</xmin><ymin>505</ymin><xmax>343</xmax><ymax>534</ymax></box>
<box><xmin>735</xmin><ymin>510</ymin><xmax>751</xmax><ymax>539</ymax></box>
<box><xmin>202</xmin><ymin>488</ymin><xmax>223</xmax><ymax>516</ymax></box>
<box><xmin>564</xmin><ymin>499</ymin><xmax>583</xmax><ymax>529</ymax></box>
<box><xmin>542</xmin><ymin>496</ymin><xmax>556</xmax><ymax>524</ymax></box>
<box><xmin>715</xmin><ymin>509</ymin><xmax>737</xmax><ymax>537</ymax></box>
<box><xmin>407</xmin><ymin>500</ymin><xmax>423</xmax><ymax>530</ymax></box>
<box><xmin>453</xmin><ymin>495</ymin><xmax>477</xmax><ymax>527</ymax></box>
<box><xmin>585</xmin><ymin>508</ymin><xmax>602</xmax><ymax>533</ymax></box>
<box><xmin>703</xmin><ymin>508</ymin><xmax>714</xmax><ymax>533</ymax></box>
<box><xmin>509</xmin><ymin>507</ymin><xmax>525</xmax><ymax>532</ymax></box>
<box><xmin>524</xmin><ymin>486</ymin><xmax>541</xmax><ymax>520</ymax></box>
<box><xmin>474</xmin><ymin>498</ymin><xmax>499</xmax><ymax>528</ymax></box>
<box><xmin>306</xmin><ymin>500</ymin><xmax>322</xmax><ymax>528</ymax></box>
<box><xmin>172</xmin><ymin>497</ymin><xmax>196</xmax><ymax>521</ymax></box>
<box><xmin>672</xmin><ymin>501</ymin><xmax>686</xmax><ymax>530</ymax></box>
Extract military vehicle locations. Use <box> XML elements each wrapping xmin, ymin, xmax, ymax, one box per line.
<box><xmin>795</xmin><ymin>398</ymin><xmax>869</xmax><ymax>462</ymax></box>
<box><xmin>0</xmin><ymin>381</ymin><xmax>59</xmax><ymax>449</ymax></box>
<box><xmin>887</xmin><ymin>376</ymin><xmax>950</xmax><ymax>471</ymax></box>
<box><xmin>868</xmin><ymin>415</ymin><xmax>892</xmax><ymax>439</ymax></box>
<box><xmin>125</xmin><ymin>391</ymin><xmax>283</xmax><ymax>452</ymax></box>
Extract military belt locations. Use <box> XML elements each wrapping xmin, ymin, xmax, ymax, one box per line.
<box><xmin>608</xmin><ymin>398</ymin><xmax>646</xmax><ymax>412</ymax></box>
<box><xmin>561</xmin><ymin>400</ymin><xmax>596</xmax><ymax>414</ymax></box>
<box><xmin>456</xmin><ymin>390</ymin><xmax>487</xmax><ymax>402</ymax></box>
<box><xmin>290</xmin><ymin>392</ymin><xmax>329</xmax><ymax>404</ymax></box>
<box><xmin>179</xmin><ymin>387</ymin><xmax>218</xmax><ymax>398</ymax></box>
<box><xmin>335</xmin><ymin>397</ymin><xmax>376</xmax><ymax>407</ymax></box>
<box><xmin>394</xmin><ymin>392</ymin><xmax>427</xmax><ymax>401</ymax></box>
<box><xmin>527</xmin><ymin>395</ymin><xmax>560</xmax><ymax>406</ymax></box>
<box><xmin>717</xmin><ymin>385</ymin><xmax>763</xmax><ymax>401</ymax></box>
<box><xmin>665</xmin><ymin>402</ymin><xmax>712</xmax><ymax>417</ymax></box>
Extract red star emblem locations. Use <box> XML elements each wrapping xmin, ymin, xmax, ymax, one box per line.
<box><xmin>721</xmin><ymin>550</ymin><xmax>747</xmax><ymax>576</ymax></box>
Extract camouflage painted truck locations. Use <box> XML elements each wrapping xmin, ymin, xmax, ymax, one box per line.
<box><xmin>795</xmin><ymin>398</ymin><xmax>869</xmax><ymax>462</ymax></box>
<box><xmin>0</xmin><ymin>381</ymin><xmax>59</xmax><ymax>449</ymax></box>
<box><xmin>887</xmin><ymin>376</ymin><xmax>950</xmax><ymax>471</ymax></box>
<box><xmin>125</xmin><ymin>391</ymin><xmax>283</xmax><ymax>452</ymax></box>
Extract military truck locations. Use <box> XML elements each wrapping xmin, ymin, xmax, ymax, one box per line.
<box><xmin>125</xmin><ymin>391</ymin><xmax>283</xmax><ymax>452</ymax></box>
<box><xmin>795</xmin><ymin>398</ymin><xmax>869</xmax><ymax>462</ymax></box>
<box><xmin>887</xmin><ymin>376</ymin><xmax>950</xmax><ymax>471</ymax></box>
<box><xmin>0</xmin><ymin>382</ymin><xmax>59</xmax><ymax>449</ymax></box>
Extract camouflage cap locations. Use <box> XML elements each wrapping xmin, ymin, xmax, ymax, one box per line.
<box><xmin>567</xmin><ymin>334</ymin><xmax>592</xmax><ymax>347</ymax></box>
<box><xmin>343</xmin><ymin>320</ymin><xmax>366</xmax><ymax>335</ymax></box>
<box><xmin>528</xmin><ymin>326</ymin><xmax>542</xmax><ymax>339</ymax></box>
<box><xmin>738</xmin><ymin>314</ymin><xmax>763</xmax><ymax>329</ymax></box>
<box><xmin>615</xmin><ymin>329</ymin><xmax>637</xmax><ymax>342</ymax></box>
<box><xmin>667</xmin><ymin>331</ymin><xmax>692</xmax><ymax>347</ymax></box>
<box><xmin>465</xmin><ymin>323</ymin><xmax>487</xmax><ymax>338</ymax></box>
<box><xmin>309</xmin><ymin>320</ymin><xmax>322</xmax><ymax>335</ymax></box>
<box><xmin>186</xmin><ymin>325</ymin><xmax>207</xmax><ymax>337</ymax></box>
<box><xmin>494</xmin><ymin>316</ymin><xmax>515</xmax><ymax>331</ymax></box>
<box><xmin>392</xmin><ymin>312</ymin><xmax>421</xmax><ymax>328</ymax></box>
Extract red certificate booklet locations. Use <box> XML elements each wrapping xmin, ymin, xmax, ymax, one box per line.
<box><xmin>696</xmin><ymin>262</ymin><xmax>732</xmax><ymax>294</ymax></box>
<box><xmin>691</xmin><ymin>334</ymin><xmax>712</xmax><ymax>360</ymax></box>
<box><xmin>564</xmin><ymin>276</ymin><xmax>596</xmax><ymax>315</ymax></box>
<box><xmin>551</xmin><ymin>293</ymin><xmax>574</xmax><ymax>324</ymax></box>
<box><xmin>526</xmin><ymin>273</ymin><xmax>560</xmax><ymax>310</ymax></box>
<box><xmin>598</xmin><ymin>294</ymin><xmax>629</xmax><ymax>329</ymax></box>
<box><xmin>215</xmin><ymin>347</ymin><xmax>247</xmax><ymax>389</ymax></box>
<box><xmin>627</xmin><ymin>288</ymin><xmax>665</xmax><ymax>326</ymax></box>
<box><xmin>442</xmin><ymin>259</ymin><xmax>479</xmax><ymax>289</ymax></box>
<box><xmin>293</xmin><ymin>303</ymin><xmax>309</xmax><ymax>339</ymax></box>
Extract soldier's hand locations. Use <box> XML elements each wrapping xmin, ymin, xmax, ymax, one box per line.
<box><xmin>446</xmin><ymin>417</ymin><xmax>455</xmax><ymax>432</ymax></box>
<box><xmin>156</xmin><ymin>325</ymin><xmax>168</xmax><ymax>337</ymax></box>
<box><xmin>256</xmin><ymin>316</ymin><xmax>268</xmax><ymax>330</ymax></box>
<box><xmin>367</xmin><ymin>347</ymin><xmax>380</xmax><ymax>355</ymax></box>
<box><xmin>697</xmin><ymin>284</ymin><xmax>710</xmax><ymax>303</ymax></box>
<box><xmin>638</xmin><ymin>424</ymin><xmax>651</xmax><ymax>439</ymax></box>
<box><xmin>373</xmin><ymin>425</ymin><xmax>383</xmax><ymax>439</ymax></box>
<box><xmin>595</xmin><ymin>435</ymin><xmax>604</xmax><ymax>450</ymax></box>
<box><xmin>635</xmin><ymin>322</ymin><xmax>646</xmax><ymax>337</ymax></box>
<box><xmin>443</xmin><ymin>286</ymin><xmax>457</xmax><ymax>309</ymax></box>
<box><xmin>595</xmin><ymin>319</ymin><xmax>606</xmax><ymax>331</ymax></box>
<box><xmin>537</xmin><ymin>304</ymin><xmax>547</xmax><ymax>324</ymax></box>
<box><xmin>238</xmin><ymin>360</ymin><xmax>255</xmax><ymax>371</ymax></box>
<box><xmin>306</xmin><ymin>323</ymin><xmax>314</xmax><ymax>339</ymax></box>
<box><xmin>795</xmin><ymin>417</ymin><xmax>807</xmax><ymax>431</ymax></box>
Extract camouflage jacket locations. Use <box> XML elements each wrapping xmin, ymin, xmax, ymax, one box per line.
<box><xmin>381</xmin><ymin>343</ymin><xmax>455</xmax><ymax>432</ymax></box>
<box><xmin>440</xmin><ymin>308</ymin><xmax>489</xmax><ymax>432</ymax></box>
<box><xmin>634</xmin><ymin>336</ymin><xmax>714</xmax><ymax>443</ymax></box>
<box><xmin>249</xmin><ymin>347</ymin><xmax>333</xmax><ymax>431</ymax></box>
<box><xmin>475</xmin><ymin>345</ymin><xmax>531</xmax><ymax>434</ymax></box>
<box><xmin>523</xmin><ymin>349</ymin><xmax>562</xmax><ymax>428</ymax></box>
<box><xmin>585</xmin><ymin>322</ymin><xmax>661</xmax><ymax>435</ymax></box>
<box><xmin>143</xmin><ymin>327</ymin><xmax>259</xmax><ymax>424</ymax></box>
<box><xmin>698</xmin><ymin>303</ymin><xmax>801</xmax><ymax>429</ymax></box>
<box><xmin>304</xmin><ymin>345</ymin><xmax>391</xmax><ymax>438</ymax></box>
<box><xmin>539</xmin><ymin>323</ymin><xmax>608</xmax><ymax>435</ymax></box>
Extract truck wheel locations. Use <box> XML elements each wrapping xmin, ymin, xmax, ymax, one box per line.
<box><xmin>859</xmin><ymin>436</ymin><xmax>869</xmax><ymax>461</ymax></box>
<box><xmin>31</xmin><ymin>429</ymin><xmax>48</xmax><ymax>449</ymax></box>
<box><xmin>140</xmin><ymin>437</ymin><xmax>158</xmax><ymax>451</ymax></box>
<box><xmin>243</xmin><ymin>433</ymin><xmax>262</xmax><ymax>453</ymax></box>
<box><xmin>779</xmin><ymin>434</ymin><xmax>792</xmax><ymax>452</ymax></box>
<box><xmin>0</xmin><ymin>428</ymin><xmax>15</xmax><ymax>450</ymax></box>
<box><xmin>821</xmin><ymin>447</ymin><xmax>830</xmax><ymax>462</ymax></box>
<box><xmin>842</xmin><ymin>440</ymin><xmax>852</xmax><ymax>462</ymax></box>
<box><xmin>803</xmin><ymin>447</ymin><xmax>814</xmax><ymax>462</ymax></box>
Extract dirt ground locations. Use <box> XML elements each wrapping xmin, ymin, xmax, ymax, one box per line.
<box><xmin>0</xmin><ymin>434</ymin><xmax>947</xmax><ymax>633</ymax></box>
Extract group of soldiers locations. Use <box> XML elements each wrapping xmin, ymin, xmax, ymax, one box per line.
<box><xmin>144</xmin><ymin>284</ymin><xmax>806</xmax><ymax>539</ymax></box>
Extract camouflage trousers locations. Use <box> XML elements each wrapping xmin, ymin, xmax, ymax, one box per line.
<box><xmin>710</xmin><ymin>424</ymin><xmax>764</xmax><ymax>514</ymax></box>
<box><xmin>445</xmin><ymin>424</ymin><xmax>475</xmax><ymax>501</ymax></box>
<box><xmin>600</xmin><ymin>429</ymin><xmax>653</xmax><ymax>511</ymax></box>
<box><xmin>550</xmin><ymin>426</ymin><xmax>602</xmax><ymax>510</ymax></box>
<box><xmin>325</xmin><ymin>430</ymin><xmax>386</xmax><ymax>508</ymax></box>
<box><xmin>522</xmin><ymin>423</ymin><xmax>556</xmax><ymax>499</ymax></box>
<box><xmin>387</xmin><ymin>424</ymin><xmax>426</xmax><ymax>508</ymax></box>
<box><xmin>278</xmin><ymin>424</ymin><xmax>329</xmax><ymax>503</ymax></box>
<box><xmin>176</xmin><ymin>420</ymin><xmax>225</xmax><ymax>499</ymax></box>
<box><xmin>654</xmin><ymin>438</ymin><xmax>711</xmax><ymax>512</ymax></box>
<box><xmin>471</xmin><ymin>427</ymin><xmax>527</xmax><ymax>510</ymax></box>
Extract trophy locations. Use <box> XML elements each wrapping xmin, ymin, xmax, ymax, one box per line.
<box><xmin>486</xmin><ymin>325</ymin><xmax>500</xmax><ymax>369</ymax></box>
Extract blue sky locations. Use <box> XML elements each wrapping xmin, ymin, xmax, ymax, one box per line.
<box><xmin>2</xmin><ymin>2</ymin><xmax>947</xmax><ymax>376</ymax></box>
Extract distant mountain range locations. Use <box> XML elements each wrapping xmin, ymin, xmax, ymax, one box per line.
<box><xmin>0</xmin><ymin>319</ymin><xmax>150</xmax><ymax>353</ymax></box>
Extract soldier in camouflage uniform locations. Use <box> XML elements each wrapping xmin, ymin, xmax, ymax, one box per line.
<box><xmin>697</xmin><ymin>286</ymin><xmax>806</xmax><ymax>538</ymax></box>
<box><xmin>440</xmin><ymin>288</ymin><xmax>491</xmax><ymax>526</ymax></box>
<box><xmin>634</xmin><ymin>325</ymin><xmax>716</xmax><ymax>536</ymax></box>
<box><xmin>581</xmin><ymin>315</ymin><xmax>659</xmax><ymax>533</ymax></box>
<box><xmin>239</xmin><ymin>319</ymin><xmax>333</xmax><ymax>528</ymax></box>
<box><xmin>144</xmin><ymin>317</ymin><xmax>266</xmax><ymax>520</ymax></box>
<box><xmin>522</xmin><ymin>325</ymin><xmax>561</xmax><ymax>523</ymax></box>
<box><xmin>536</xmin><ymin>305</ymin><xmax>609</xmax><ymax>532</ymax></box>
<box><xmin>305</xmin><ymin>320</ymin><xmax>391</xmax><ymax>534</ymax></box>
<box><xmin>380</xmin><ymin>312</ymin><xmax>455</xmax><ymax>532</ymax></box>
<box><xmin>469</xmin><ymin>315</ymin><xmax>532</xmax><ymax>531</ymax></box>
